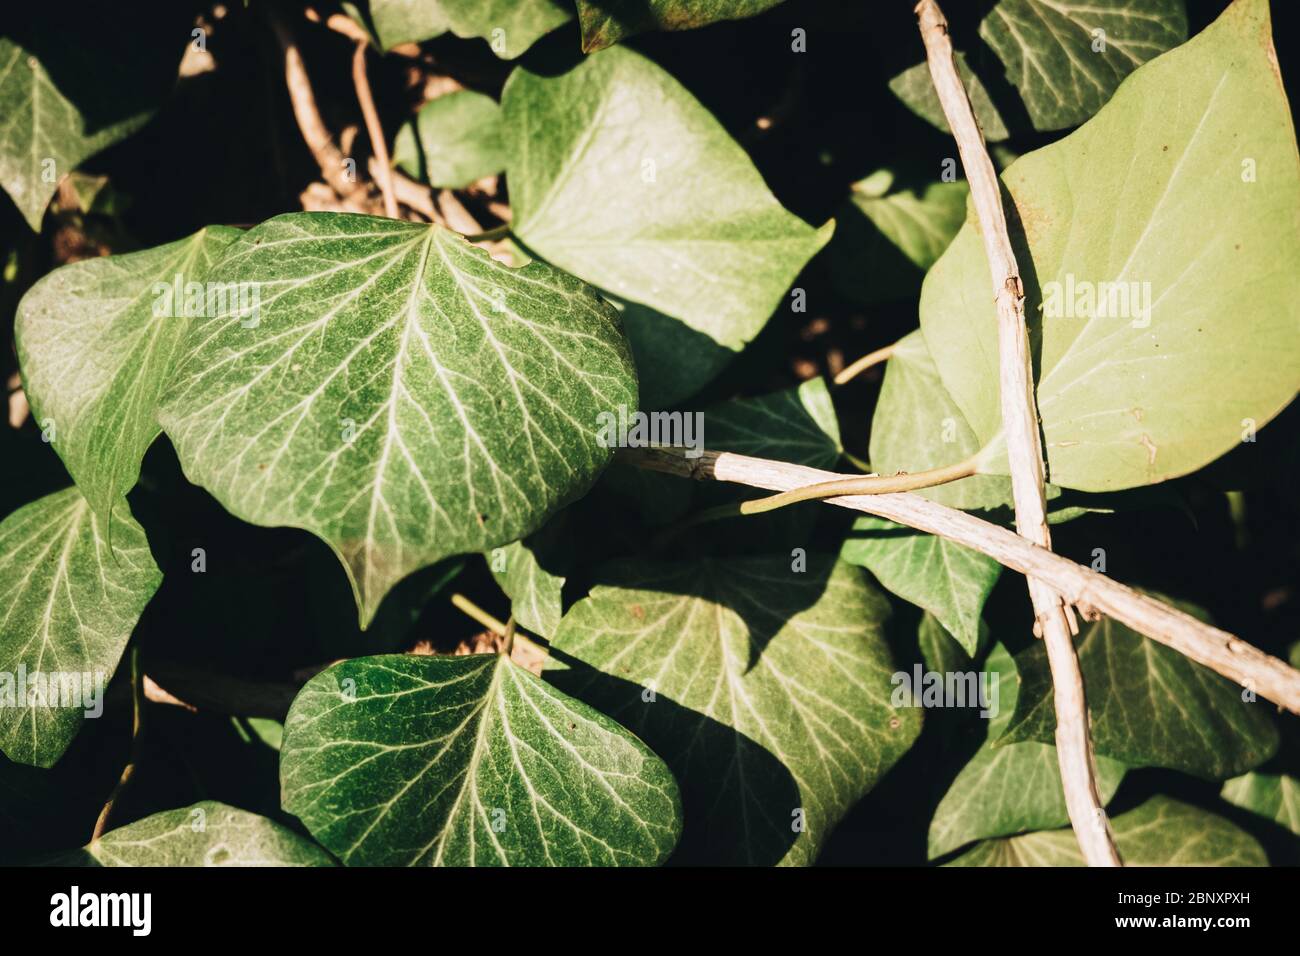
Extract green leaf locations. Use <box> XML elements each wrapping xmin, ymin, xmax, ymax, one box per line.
<box><xmin>917</xmin><ymin>611</ymin><xmax>981</xmax><ymax>675</ymax></box>
<box><xmin>999</xmin><ymin>606</ymin><xmax>1277</xmax><ymax>779</ymax></box>
<box><xmin>281</xmin><ymin>654</ymin><xmax>682</xmax><ymax>865</ymax></box>
<box><xmin>889</xmin><ymin>53</ymin><xmax>1009</xmax><ymax>141</ymax></box>
<box><xmin>392</xmin><ymin>90</ymin><xmax>506</xmax><ymax>189</ymax></box>
<box><xmin>16</xmin><ymin>226</ymin><xmax>240</xmax><ymax>520</ymax></box>
<box><xmin>923</xmin><ymin>0</ymin><xmax>1300</xmax><ymax>491</ymax></box>
<box><xmin>158</xmin><ymin>213</ymin><xmax>637</xmax><ymax>628</ymax></box>
<box><xmin>0</xmin><ymin>488</ymin><xmax>161</xmax><ymax>768</ymax></box>
<box><xmin>948</xmin><ymin>796</ymin><xmax>1267</xmax><ymax>866</ymax></box>
<box><xmin>487</xmin><ymin>515</ymin><xmax>570</xmax><ymax>639</ymax></box>
<box><xmin>1221</xmin><ymin>772</ymin><xmax>1300</xmax><ymax>837</ymax></box>
<box><xmin>53</xmin><ymin>802</ymin><xmax>335</xmax><ymax>866</ymax></box>
<box><xmin>503</xmin><ymin>46</ymin><xmax>833</xmax><ymax>358</ymax></box>
<box><xmin>928</xmin><ymin>643</ymin><xmax>1125</xmax><ymax>858</ymax></box>
<box><xmin>611</xmin><ymin>294</ymin><xmax>736</xmax><ymax>408</ymax></box>
<box><xmin>831</xmin><ymin>172</ymin><xmax>969</xmax><ymax>305</ymax></box>
<box><xmin>367</xmin><ymin>0</ymin><xmax>450</xmax><ymax>48</ymax></box>
<box><xmin>577</xmin><ymin>0</ymin><xmax>785</xmax><ymax>52</ymax></box>
<box><xmin>979</xmin><ymin>0</ymin><xmax>1188</xmax><ymax>131</ymax></box>
<box><xmin>843</xmin><ymin>516</ymin><xmax>999</xmax><ymax>656</ymax></box>
<box><xmin>870</xmin><ymin>332</ymin><xmax>1011</xmax><ymax>511</ymax></box>
<box><xmin>548</xmin><ymin>555</ymin><xmax>921</xmax><ymax>865</ymax></box>
<box><xmin>707</xmin><ymin>378</ymin><xmax>842</xmax><ymax>469</ymax></box>
<box><xmin>0</xmin><ymin>12</ymin><xmax>184</xmax><ymax>229</ymax></box>
<box><xmin>369</xmin><ymin>0</ymin><xmax>571</xmax><ymax>57</ymax></box>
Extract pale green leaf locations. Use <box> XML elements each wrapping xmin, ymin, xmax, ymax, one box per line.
<box><xmin>504</xmin><ymin>46</ymin><xmax>833</xmax><ymax>357</ymax></box>
<box><xmin>16</xmin><ymin>227</ymin><xmax>240</xmax><ymax>520</ymax></box>
<box><xmin>158</xmin><ymin>213</ymin><xmax>637</xmax><ymax>628</ymax></box>
<box><xmin>53</xmin><ymin>802</ymin><xmax>335</xmax><ymax>866</ymax></box>
<box><xmin>928</xmin><ymin>643</ymin><xmax>1125</xmax><ymax>858</ymax></box>
<box><xmin>1000</xmin><ymin>605</ymin><xmax>1277</xmax><ymax>779</ymax></box>
<box><xmin>393</xmin><ymin>90</ymin><xmax>505</xmax><ymax>189</ymax></box>
<box><xmin>368</xmin><ymin>0</ymin><xmax>570</xmax><ymax>57</ymax></box>
<box><xmin>889</xmin><ymin>53</ymin><xmax>1009</xmax><ymax>141</ymax></box>
<box><xmin>831</xmin><ymin>172</ymin><xmax>969</xmax><ymax>305</ymax></box>
<box><xmin>281</xmin><ymin>654</ymin><xmax>682</xmax><ymax>865</ymax></box>
<box><xmin>487</xmin><ymin>516</ymin><xmax>569</xmax><ymax>639</ymax></box>
<box><xmin>948</xmin><ymin>796</ymin><xmax>1267</xmax><ymax>866</ymax></box>
<box><xmin>1221</xmin><ymin>772</ymin><xmax>1300</xmax><ymax>837</ymax></box>
<box><xmin>0</xmin><ymin>488</ymin><xmax>160</xmax><ymax>768</ymax></box>
<box><xmin>548</xmin><ymin>555</ymin><xmax>921</xmax><ymax>865</ymax></box>
<box><xmin>368</xmin><ymin>0</ymin><xmax>450</xmax><ymax>48</ymax></box>
<box><xmin>923</xmin><ymin>0</ymin><xmax>1300</xmax><ymax>491</ymax></box>
<box><xmin>577</xmin><ymin>0</ymin><xmax>785</xmax><ymax>52</ymax></box>
<box><xmin>979</xmin><ymin>0</ymin><xmax>1188</xmax><ymax>130</ymax></box>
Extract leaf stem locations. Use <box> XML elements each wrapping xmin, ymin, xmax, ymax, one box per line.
<box><xmin>736</xmin><ymin>453</ymin><xmax>979</xmax><ymax>515</ymax></box>
<box><xmin>833</xmin><ymin>342</ymin><xmax>897</xmax><ymax>385</ymax></box>
<box><xmin>450</xmin><ymin>593</ymin><xmax>544</xmax><ymax>656</ymax></box>
<box><xmin>92</xmin><ymin>645</ymin><xmax>144</xmax><ymax>843</ymax></box>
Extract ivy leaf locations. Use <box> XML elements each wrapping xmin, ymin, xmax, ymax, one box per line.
<box><xmin>367</xmin><ymin>0</ymin><xmax>450</xmax><ymax>48</ymax></box>
<box><xmin>1221</xmin><ymin>772</ymin><xmax>1300</xmax><ymax>837</ymax></box>
<box><xmin>999</xmin><ymin>605</ymin><xmax>1277</xmax><ymax>779</ymax></box>
<box><xmin>830</xmin><ymin>171</ymin><xmax>969</xmax><ymax>305</ymax></box>
<box><xmin>576</xmin><ymin>0</ymin><xmax>785</xmax><ymax>52</ymax></box>
<box><xmin>158</xmin><ymin>213</ymin><xmax>637</xmax><ymax>628</ymax></box>
<box><xmin>707</xmin><ymin>378</ymin><xmax>842</xmax><ymax>469</ymax></box>
<box><xmin>928</xmin><ymin>643</ymin><xmax>1125</xmax><ymax>858</ymax></box>
<box><xmin>843</xmin><ymin>517</ymin><xmax>999</xmax><ymax>656</ymax></box>
<box><xmin>0</xmin><ymin>10</ymin><xmax>186</xmax><ymax>229</ymax></box>
<box><xmin>392</xmin><ymin>90</ymin><xmax>506</xmax><ymax>189</ymax></box>
<box><xmin>548</xmin><ymin>555</ymin><xmax>921</xmax><ymax>865</ymax></box>
<box><xmin>979</xmin><ymin>0</ymin><xmax>1188</xmax><ymax>131</ymax></box>
<box><xmin>280</xmin><ymin>654</ymin><xmax>682</xmax><ymax>865</ymax></box>
<box><xmin>948</xmin><ymin>796</ymin><xmax>1267</xmax><ymax>866</ymax></box>
<box><xmin>613</xmin><ymin>294</ymin><xmax>736</xmax><ymax>409</ymax></box>
<box><xmin>923</xmin><ymin>0</ymin><xmax>1300</xmax><ymax>491</ymax></box>
<box><xmin>0</xmin><ymin>488</ymin><xmax>161</xmax><ymax>768</ymax></box>
<box><xmin>52</xmin><ymin>802</ymin><xmax>335</xmax><ymax>866</ymax></box>
<box><xmin>16</xmin><ymin>227</ymin><xmax>240</xmax><ymax>520</ymax></box>
<box><xmin>503</xmin><ymin>46</ymin><xmax>833</xmax><ymax>359</ymax></box>
<box><xmin>487</xmin><ymin>514</ymin><xmax>571</xmax><ymax>640</ymax></box>
<box><xmin>889</xmin><ymin>53</ymin><xmax>1009</xmax><ymax>141</ymax></box>
<box><xmin>369</xmin><ymin>0</ymin><xmax>571</xmax><ymax>57</ymax></box>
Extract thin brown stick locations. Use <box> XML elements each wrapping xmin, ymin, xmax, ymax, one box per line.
<box><xmin>266</xmin><ymin>7</ymin><xmax>359</xmax><ymax>198</ymax></box>
<box><xmin>351</xmin><ymin>42</ymin><xmax>397</xmax><ymax>218</ymax></box>
<box><xmin>623</xmin><ymin>447</ymin><xmax>1300</xmax><ymax>717</ymax></box>
<box><xmin>914</xmin><ymin>0</ymin><xmax>1119</xmax><ymax>865</ymax></box>
<box><xmin>834</xmin><ymin>343</ymin><xmax>898</xmax><ymax>385</ymax></box>
<box><xmin>92</xmin><ymin>647</ymin><xmax>144</xmax><ymax>842</ymax></box>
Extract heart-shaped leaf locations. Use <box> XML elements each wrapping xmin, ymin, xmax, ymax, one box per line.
<box><xmin>922</xmin><ymin>0</ymin><xmax>1300</xmax><ymax>491</ymax></box>
<box><xmin>707</xmin><ymin>378</ymin><xmax>842</xmax><ymax>469</ymax></box>
<box><xmin>52</xmin><ymin>802</ymin><xmax>336</xmax><ymax>866</ymax></box>
<box><xmin>487</xmin><ymin>514</ymin><xmax>571</xmax><ymax>639</ymax></box>
<box><xmin>576</xmin><ymin>0</ymin><xmax>785</xmax><ymax>52</ymax></box>
<box><xmin>503</xmin><ymin>46</ymin><xmax>833</xmax><ymax>363</ymax></box>
<box><xmin>392</xmin><ymin>90</ymin><xmax>505</xmax><ymax>189</ymax></box>
<box><xmin>948</xmin><ymin>796</ymin><xmax>1266</xmax><ymax>866</ymax></box>
<box><xmin>979</xmin><ymin>0</ymin><xmax>1188</xmax><ymax>131</ymax></box>
<box><xmin>16</xmin><ymin>226</ymin><xmax>240</xmax><ymax>520</ymax></box>
<box><xmin>928</xmin><ymin>643</ymin><xmax>1125</xmax><ymax>858</ymax></box>
<box><xmin>281</xmin><ymin>654</ymin><xmax>682</xmax><ymax>865</ymax></box>
<box><xmin>366</xmin><ymin>0</ymin><xmax>450</xmax><ymax>48</ymax></box>
<box><xmin>0</xmin><ymin>488</ymin><xmax>160</xmax><ymax>767</ymax></box>
<box><xmin>999</xmin><ymin>603</ymin><xmax>1277</xmax><ymax>779</ymax></box>
<box><xmin>0</xmin><ymin>10</ymin><xmax>186</xmax><ymax>229</ymax></box>
<box><xmin>158</xmin><ymin>213</ymin><xmax>637</xmax><ymax>627</ymax></box>
<box><xmin>548</xmin><ymin>555</ymin><xmax>921</xmax><ymax>865</ymax></box>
